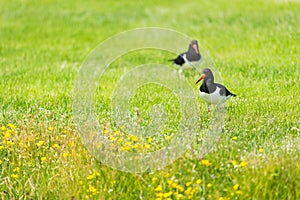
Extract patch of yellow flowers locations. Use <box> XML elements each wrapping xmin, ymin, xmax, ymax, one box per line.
<box><xmin>103</xmin><ymin>128</ymin><xmax>166</xmax><ymax>153</ymax></box>
<box><xmin>153</xmin><ymin>178</ymin><xmax>202</xmax><ymax>200</ymax></box>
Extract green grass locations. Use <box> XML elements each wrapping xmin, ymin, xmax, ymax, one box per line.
<box><xmin>1</xmin><ymin>0</ymin><xmax>300</xmax><ymax>199</ymax></box>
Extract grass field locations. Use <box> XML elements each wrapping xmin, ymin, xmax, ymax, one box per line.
<box><xmin>1</xmin><ymin>0</ymin><xmax>300</xmax><ymax>199</ymax></box>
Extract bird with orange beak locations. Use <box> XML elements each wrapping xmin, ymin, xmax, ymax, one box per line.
<box><xmin>169</xmin><ymin>40</ymin><xmax>202</xmax><ymax>73</ymax></box>
<box><xmin>195</xmin><ymin>68</ymin><xmax>236</xmax><ymax>112</ymax></box>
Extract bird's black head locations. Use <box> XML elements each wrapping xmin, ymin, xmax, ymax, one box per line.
<box><xmin>195</xmin><ymin>68</ymin><xmax>214</xmax><ymax>85</ymax></box>
<box><xmin>189</xmin><ymin>40</ymin><xmax>199</xmax><ymax>54</ymax></box>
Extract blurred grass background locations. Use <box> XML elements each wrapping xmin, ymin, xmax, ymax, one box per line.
<box><xmin>0</xmin><ymin>0</ymin><xmax>299</xmax><ymax>199</ymax></box>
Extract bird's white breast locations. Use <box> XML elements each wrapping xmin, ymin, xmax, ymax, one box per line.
<box><xmin>199</xmin><ymin>87</ymin><xmax>227</xmax><ymax>105</ymax></box>
<box><xmin>181</xmin><ymin>54</ymin><xmax>201</xmax><ymax>69</ymax></box>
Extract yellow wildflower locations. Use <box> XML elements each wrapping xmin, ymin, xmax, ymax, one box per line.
<box><xmin>11</xmin><ymin>174</ymin><xmax>19</xmax><ymax>179</ymax></box>
<box><xmin>186</xmin><ymin>181</ymin><xmax>193</xmax><ymax>187</ymax></box>
<box><xmin>103</xmin><ymin>129</ymin><xmax>109</xmax><ymax>134</ymax></box>
<box><xmin>219</xmin><ymin>197</ymin><xmax>230</xmax><ymax>200</ymax></box>
<box><xmin>148</xmin><ymin>136</ymin><xmax>153</xmax><ymax>143</ymax></box>
<box><xmin>129</xmin><ymin>134</ymin><xmax>139</xmax><ymax>142</ymax></box>
<box><xmin>48</xmin><ymin>126</ymin><xmax>54</xmax><ymax>131</ymax></box>
<box><xmin>13</xmin><ymin>167</ymin><xmax>20</xmax><ymax>172</ymax></box>
<box><xmin>109</xmin><ymin>135</ymin><xmax>116</xmax><ymax>141</ymax></box>
<box><xmin>6</xmin><ymin>140</ymin><xmax>14</xmax><ymax>147</ymax></box>
<box><xmin>239</xmin><ymin>161</ymin><xmax>248</xmax><ymax>167</ymax></box>
<box><xmin>156</xmin><ymin>193</ymin><xmax>163</xmax><ymax>198</ymax></box>
<box><xmin>87</xmin><ymin>173</ymin><xmax>96</xmax><ymax>180</ymax></box>
<box><xmin>258</xmin><ymin>148</ymin><xmax>264</xmax><ymax>153</ymax></box>
<box><xmin>207</xmin><ymin>183</ymin><xmax>212</xmax><ymax>188</ymax></box>
<box><xmin>236</xmin><ymin>190</ymin><xmax>243</xmax><ymax>195</ymax></box>
<box><xmin>121</xmin><ymin>146</ymin><xmax>130</xmax><ymax>151</ymax></box>
<box><xmin>0</xmin><ymin>126</ymin><xmax>6</xmax><ymax>131</ymax></box>
<box><xmin>52</xmin><ymin>143</ymin><xmax>60</xmax><ymax>149</ymax></box>
<box><xmin>143</xmin><ymin>144</ymin><xmax>150</xmax><ymax>149</ymax></box>
<box><xmin>176</xmin><ymin>185</ymin><xmax>184</xmax><ymax>192</ymax></box>
<box><xmin>230</xmin><ymin>160</ymin><xmax>237</xmax><ymax>166</ymax></box>
<box><xmin>196</xmin><ymin>179</ymin><xmax>202</xmax><ymax>184</ymax></box>
<box><xmin>152</xmin><ymin>176</ymin><xmax>157</xmax><ymax>183</ymax></box>
<box><xmin>201</xmin><ymin>159</ymin><xmax>212</xmax><ymax>166</ymax></box>
<box><xmin>4</xmin><ymin>132</ymin><xmax>11</xmax><ymax>138</ymax></box>
<box><xmin>132</xmin><ymin>136</ymin><xmax>139</xmax><ymax>142</ymax></box>
<box><xmin>0</xmin><ymin>160</ymin><xmax>2</xmax><ymax>165</ymax></box>
<box><xmin>7</xmin><ymin>123</ymin><xmax>16</xmax><ymax>129</ymax></box>
<box><xmin>232</xmin><ymin>136</ymin><xmax>238</xmax><ymax>140</ymax></box>
<box><xmin>36</xmin><ymin>140</ymin><xmax>44</xmax><ymax>147</ymax></box>
<box><xmin>125</xmin><ymin>141</ymin><xmax>131</xmax><ymax>146</ymax></box>
<box><xmin>155</xmin><ymin>185</ymin><xmax>162</xmax><ymax>191</ymax></box>
<box><xmin>172</xmin><ymin>182</ymin><xmax>178</xmax><ymax>188</ymax></box>
<box><xmin>69</xmin><ymin>141</ymin><xmax>75</xmax><ymax>147</ymax></box>
<box><xmin>233</xmin><ymin>184</ymin><xmax>239</xmax><ymax>190</ymax></box>
<box><xmin>88</xmin><ymin>185</ymin><xmax>97</xmax><ymax>194</ymax></box>
<box><xmin>117</xmin><ymin>138</ymin><xmax>124</xmax><ymax>143</ymax></box>
<box><xmin>163</xmin><ymin>191</ymin><xmax>172</xmax><ymax>198</ymax></box>
<box><xmin>185</xmin><ymin>187</ymin><xmax>192</xmax><ymax>195</ymax></box>
<box><xmin>165</xmin><ymin>135</ymin><xmax>171</xmax><ymax>141</ymax></box>
<box><xmin>41</xmin><ymin>157</ymin><xmax>47</xmax><ymax>162</ymax></box>
<box><xmin>0</xmin><ymin>145</ymin><xmax>3</xmax><ymax>150</ymax></box>
<box><xmin>63</xmin><ymin>152</ymin><xmax>70</xmax><ymax>158</ymax></box>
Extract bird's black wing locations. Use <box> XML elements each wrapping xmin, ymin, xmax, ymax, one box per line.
<box><xmin>215</xmin><ymin>83</ymin><xmax>236</xmax><ymax>97</ymax></box>
<box><xmin>200</xmin><ymin>80</ymin><xmax>217</xmax><ymax>94</ymax></box>
<box><xmin>168</xmin><ymin>53</ymin><xmax>185</xmax><ymax>66</ymax></box>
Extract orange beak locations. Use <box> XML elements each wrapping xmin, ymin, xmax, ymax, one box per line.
<box><xmin>195</xmin><ymin>74</ymin><xmax>205</xmax><ymax>85</ymax></box>
<box><xmin>192</xmin><ymin>44</ymin><xmax>199</xmax><ymax>54</ymax></box>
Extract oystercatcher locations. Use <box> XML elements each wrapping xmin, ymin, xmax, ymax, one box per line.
<box><xmin>169</xmin><ymin>40</ymin><xmax>202</xmax><ymax>73</ymax></box>
<box><xmin>195</xmin><ymin>68</ymin><xmax>236</xmax><ymax>112</ymax></box>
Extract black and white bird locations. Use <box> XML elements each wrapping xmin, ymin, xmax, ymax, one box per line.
<box><xmin>195</xmin><ymin>68</ymin><xmax>236</xmax><ymax>112</ymax></box>
<box><xmin>169</xmin><ymin>40</ymin><xmax>202</xmax><ymax>73</ymax></box>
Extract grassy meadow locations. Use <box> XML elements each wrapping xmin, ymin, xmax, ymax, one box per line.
<box><xmin>1</xmin><ymin>0</ymin><xmax>300</xmax><ymax>199</ymax></box>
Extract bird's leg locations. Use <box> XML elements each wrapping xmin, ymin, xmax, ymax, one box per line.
<box><xmin>217</xmin><ymin>103</ymin><xmax>224</xmax><ymax>112</ymax></box>
<box><xmin>179</xmin><ymin>68</ymin><xmax>183</xmax><ymax>74</ymax></box>
<box><xmin>206</xmin><ymin>103</ymin><xmax>211</xmax><ymax>113</ymax></box>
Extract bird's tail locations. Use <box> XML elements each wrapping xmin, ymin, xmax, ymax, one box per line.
<box><xmin>231</xmin><ymin>94</ymin><xmax>237</xmax><ymax>97</ymax></box>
